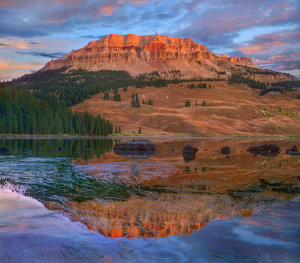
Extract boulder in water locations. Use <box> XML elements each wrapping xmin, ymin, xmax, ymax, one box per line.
<box><xmin>286</xmin><ymin>145</ymin><xmax>300</xmax><ymax>156</ymax></box>
<box><xmin>247</xmin><ymin>144</ymin><xmax>280</xmax><ymax>157</ymax></box>
<box><xmin>220</xmin><ymin>146</ymin><xmax>230</xmax><ymax>155</ymax></box>
<box><xmin>58</xmin><ymin>146</ymin><xmax>66</xmax><ymax>152</ymax></box>
<box><xmin>24</xmin><ymin>150</ymin><xmax>32</xmax><ymax>156</ymax></box>
<box><xmin>0</xmin><ymin>147</ymin><xmax>11</xmax><ymax>155</ymax></box>
<box><xmin>113</xmin><ymin>140</ymin><xmax>156</xmax><ymax>159</ymax></box>
<box><xmin>182</xmin><ymin>145</ymin><xmax>198</xmax><ymax>162</ymax></box>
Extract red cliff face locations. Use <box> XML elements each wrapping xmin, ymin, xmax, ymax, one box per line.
<box><xmin>43</xmin><ymin>34</ymin><xmax>256</xmax><ymax>78</ymax></box>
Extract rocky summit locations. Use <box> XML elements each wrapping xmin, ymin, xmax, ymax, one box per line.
<box><xmin>43</xmin><ymin>34</ymin><xmax>276</xmax><ymax>79</ymax></box>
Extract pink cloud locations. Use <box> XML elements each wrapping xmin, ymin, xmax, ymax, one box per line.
<box><xmin>0</xmin><ymin>60</ymin><xmax>43</xmax><ymax>79</ymax></box>
<box><xmin>50</xmin><ymin>0</ymin><xmax>85</xmax><ymax>4</ymax></box>
<box><xmin>100</xmin><ymin>5</ymin><xmax>116</xmax><ymax>16</ymax></box>
<box><xmin>130</xmin><ymin>0</ymin><xmax>151</xmax><ymax>4</ymax></box>
<box><xmin>0</xmin><ymin>0</ymin><xmax>11</xmax><ymax>6</ymax></box>
<box><xmin>254</xmin><ymin>52</ymin><xmax>300</xmax><ymax>65</ymax></box>
<box><xmin>238</xmin><ymin>42</ymin><xmax>284</xmax><ymax>55</ymax></box>
<box><xmin>44</xmin><ymin>18</ymin><xmax>66</xmax><ymax>23</ymax></box>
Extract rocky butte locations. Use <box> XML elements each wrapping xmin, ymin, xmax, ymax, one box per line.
<box><xmin>43</xmin><ymin>33</ymin><xmax>293</xmax><ymax>81</ymax></box>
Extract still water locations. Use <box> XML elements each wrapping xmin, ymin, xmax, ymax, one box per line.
<box><xmin>0</xmin><ymin>138</ymin><xmax>299</xmax><ymax>262</ymax></box>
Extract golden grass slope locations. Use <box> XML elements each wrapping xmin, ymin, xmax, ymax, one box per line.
<box><xmin>72</xmin><ymin>81</ymin><xmax>300</xmax><ymax>136</ymax></box>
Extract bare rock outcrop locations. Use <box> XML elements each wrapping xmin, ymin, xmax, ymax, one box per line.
<box><xmin>43</xmin><ymin>34</ymin><xmax>259</xmax><ymax>79</ymax></box>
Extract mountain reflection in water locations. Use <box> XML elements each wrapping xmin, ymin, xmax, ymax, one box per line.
<box><xmin>0</xmin><ymin>139</ymin><xmax>300</xmax><ymax>242</ymax></box>
<box><xmin>0</xmin><ymin>138</ymin><xmax>300</xmax><ymax>241</ymax></box>
<box><xmin>69</xmin><ymin>139</ymin><xmax>300</xmax><ymax>238</ymax></box>
<box><xmin>1</xmin><ymin>188</ymin><xmax>299</xmax><ymax>263</ymax></box>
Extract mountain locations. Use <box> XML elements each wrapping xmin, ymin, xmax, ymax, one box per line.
<box><xmin>43</xmin><ymin>34</ymin><xmax>294</xmax><ymax>81</ymax></box>
<box><xmin>13</xmin><ymin>34</ymin><xmax>299</xmax><ymax>137</ymax></box>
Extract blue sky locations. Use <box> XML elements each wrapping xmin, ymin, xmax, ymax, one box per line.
<box><xmin>0</xmin><ymin>0</ymin><xmax>299</xmax><ymax>80</ymax></box>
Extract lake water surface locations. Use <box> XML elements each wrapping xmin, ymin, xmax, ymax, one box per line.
<box><xmin>0</xmin><ymin>138</ymin><xmax>299</xmax><ymax>262</ymax></box>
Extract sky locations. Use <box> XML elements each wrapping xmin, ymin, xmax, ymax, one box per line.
<box><xmin>0</xmin><ymin>0</ymin><xmax>299</xmax><ymax>80</ymax></box>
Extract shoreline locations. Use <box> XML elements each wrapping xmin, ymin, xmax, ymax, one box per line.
<box><xmin>1</xmin><ymin>134</ymin><xmax>300</xmax><ymax>140</ymax></box>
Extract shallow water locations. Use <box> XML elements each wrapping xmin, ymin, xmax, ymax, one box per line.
<box><xmin>0</xmin><ymin>138</ymin><xmax>299</xmax><ymax>262</ymax></box>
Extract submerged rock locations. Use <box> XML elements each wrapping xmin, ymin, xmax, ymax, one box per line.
<box><xmin>182</xmin><ymin>145</ymin><xmax>198</xmax><ymax>162</ymax></box>
<box><xmin>286</xmin><ymin>145</ymin><xmax>300</xmax><ymax>156</ymax></box>
<box><xmin>247</xmin><ymin>144</ymin><xmax>280</xmax><ymax>157</ymax></box>
<box><xmin>220</xmin><ymin>146</ymin><xmax>230</xmax><ymax>155</ymax></box>
<box><xmin>24</xmin><ymin>150</ymin><xmax>32</xmax><ymax>156</ymax></box>
<box><xmin>58</xmin><ymin>146</ymin><xmax>66</xmax><ymax>152</ymax></box>
<box><xmin>0</xmin><ymin>147</ymin><xmax>11</xmax><ymax>155</ymax></box>
<box><xmin>113</xmin><ymin>140</ymin><xmax>156</xmax><ymax>159</ymax></box>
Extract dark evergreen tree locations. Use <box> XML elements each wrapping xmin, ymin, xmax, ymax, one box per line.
<box><xmin>104</xmin><ymin>91</ymin><xmax>109</xmax><ymax>100</ymax></box>
<box><xmin>113</xmin><ymin>90</ymin><xmax>121</xmax><ymax>101</ymax></box>
<box><xmin>136</xmin><ymin>93</ymin><xmax>140</xmax><ymax>108</ymax></box>
<box><xmin>131</xmin><ymin>98</ymin><xmax>136</xmax><ymax>107</ymax></box>
<box><xmin>185</xmin><ymin>100</ymin><xmax>191</xmax><ymax>107</ymax></box>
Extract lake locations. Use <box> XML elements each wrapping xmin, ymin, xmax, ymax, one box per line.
<box><xmin>0</xmin><ymin>138</ymin><xmax>299</xmax><ymax>262</ymax></box>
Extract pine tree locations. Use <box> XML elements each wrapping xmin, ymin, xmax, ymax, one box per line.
<box><xmin>185</xmin><ymin>100</ymin><xmax>191</xmax><ymax>107</ymax></box>
<box><xmin>136</xmin><ymin>97</ymin><xmax>140</xmax><ymax>108</ymax></box>
<box><xmin>202</xmin><ymin>100</ymin><xmax>207</xmax><ymax>107</ymax></box>
<box><xmin>131</xmin><ymin>98</ymin><xmax>136</xmax><ymax>107</ymax></box>
<box><xmin>138</xmin><ymin>127</ymin><xmax>141</xmax><ymax>134</ymax></box>
<box><xmin>104</xmin><ymin>91</ymin><xmax>109</xmax><ymax>100</ymax></box>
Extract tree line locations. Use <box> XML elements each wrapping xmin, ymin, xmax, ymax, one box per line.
<box><xmin>229</xmin><ymin>74</ymin><xmax>300</xmax><ymax>95</ymax></box>
<box><xmin>0</xmin><ymin>83</ymin><xmax>113</xmax><ymax>135</ymax></box>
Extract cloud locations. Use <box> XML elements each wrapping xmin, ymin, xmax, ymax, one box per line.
<box><xmin>232</xmin><ymin>29</ymin><xmax>300</xmax><ymax>75</ymax></box>
<box><xmin>0</xmin><ymin>0</ymin><xmax>299</xmax><ymax>78</ymax></box>
<box><xmin>172</xmin><ymin>0</ymin><xmax>300</xmax><ymax>52</ymax></box>
<box><xmin>79</xmin><ymin>35</ymin><xmax>106</xmax><ymax>39</ymax></box>
<box><xmin>17</xmin><ymin>51</ymin><xmax>66</xmax><ymax>58</ymax></box>
<box><xmin>237</xmin><ymin>31</ymin><xmax>300</xmax><ymax>55</ymax></box>
<box><xmin>0</xmin><ymin>59</ymin><xmax>43</xmax><ymax>79</ymax></box>
<box><xmin>0</xmin><ymin>0</ymin><xmax>158</xmax><ymax>38</ymax></box>
<box><xmin>100</xmin><ymin>5</ymin><xmax>116</xmax><ymax>16</ymax></box>
<box><xmin>0</xmin><ymin>1</ymin><xmax>11</xmax><ymax>7</ymax></box>
<box><xmin>0</xmin><ymin>38</ymin><xmax>38</xmax><ymax>49</ymax></box>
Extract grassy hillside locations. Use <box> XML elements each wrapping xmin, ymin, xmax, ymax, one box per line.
<box><xmin>72</xmin><ymin>80</ymin><xmax>300</xmax><ymax>136</ymax></box>
<box><xmin>10</xmin><ymin>68</ymin><xmax>300</xmax><ymax>136</ymax></box>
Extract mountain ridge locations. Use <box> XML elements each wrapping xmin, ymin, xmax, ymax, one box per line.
<box><xmin>43</xmin><ymin>34</ymin><xmax>280</xmax><ymax>80</ymax></box>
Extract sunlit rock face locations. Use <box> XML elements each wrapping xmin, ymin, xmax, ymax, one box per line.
<box><xmin>43</xmin><ymin>34</ymin><xmax>260</xmax><ymax>79</ymax></box>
